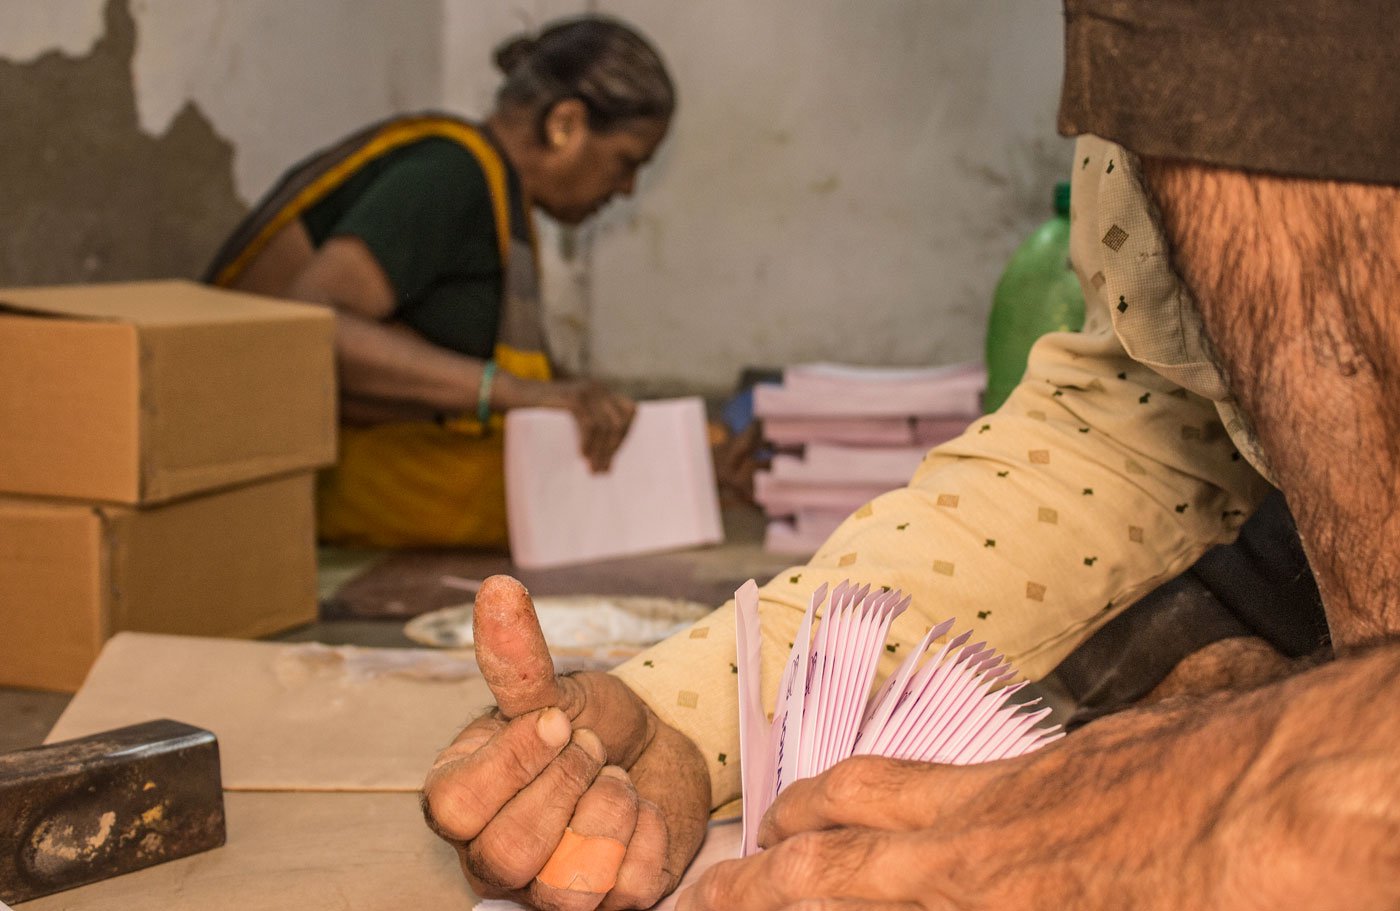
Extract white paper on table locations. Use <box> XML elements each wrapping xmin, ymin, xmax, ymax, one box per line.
<box><xmin>505</xmin><ymin>397</ymin><xmax>723</xmax><ymax>569</ymax></box>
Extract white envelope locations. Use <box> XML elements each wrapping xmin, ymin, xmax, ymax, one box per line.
<box><xmin>505</xmin><ymin>398</ymin><xmax>724</xmax><ymax>569</ymax></box>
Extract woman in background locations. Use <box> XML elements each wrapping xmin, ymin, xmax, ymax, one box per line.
<box><xmin>205</xmin><ymin>16</ymin><xmax>674</xmax><ymax>549</ymax></box>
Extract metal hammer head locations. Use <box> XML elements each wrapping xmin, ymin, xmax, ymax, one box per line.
<box><xmin>0</xmin><ymin>719</ymin><xmax>226</xmax><ymax>903</ymax></box>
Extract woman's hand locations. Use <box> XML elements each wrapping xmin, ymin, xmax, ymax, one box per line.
<box><xmin>542</xmin><ymin>379</ymin><xmax>639</xmax><ymax>473</ymax></box>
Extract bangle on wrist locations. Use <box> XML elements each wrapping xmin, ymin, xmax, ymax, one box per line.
<box><xmin>477</xmin><ymin>360</ymin><xmax>498</xmax><ymax>424</ymax></box>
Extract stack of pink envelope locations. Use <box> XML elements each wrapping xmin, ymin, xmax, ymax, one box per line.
<box><xmin>754</xmin><ymin>362</ymin><xmax>985</xmax><ymax>554</ymax></box>
<box><xmin>735</xmin><ymin>579</ymin><xmax>1062</xmax><ymax>856</ymax></box>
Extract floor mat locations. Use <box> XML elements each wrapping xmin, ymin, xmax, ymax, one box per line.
<box><xmin>320</xmin><ymin>506</ymin><xmax>793</xmax><ymax>621</ymax></box>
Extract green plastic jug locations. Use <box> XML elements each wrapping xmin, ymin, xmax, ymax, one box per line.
<box><xmin>982</xmin><ymin>181</ymin><xmax>1085</xmax><ymax>413</ymax></box>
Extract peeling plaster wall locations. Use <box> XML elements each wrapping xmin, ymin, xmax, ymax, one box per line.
<box><xmin>0</xmin><ymin>3</ymin><xmax>106</xmax><ymax>61</ymax></box>
<box><xmin>0</xmin><ymin>0</ymin><xmax>242</xmax><ymax>284</ymax></box>
<box><xmin>127</xmin><ymin>0</ymin><xmax>444</xmax><ymax>204</ymax></box>
<box><xmin>0</xmin><ymin>0</ymin><xmax>442</xmax><ymax>285</ymax></box>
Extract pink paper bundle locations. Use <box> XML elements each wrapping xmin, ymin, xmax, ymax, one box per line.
<box><xmin>735</xmin><ymin>579</ymin><xmax>1062</xmax><ymax>856</ymax></box>
<box><xmin>753</xmin><ymin>472</ymin><xmax>892</xmax><ymax>516</ymax></box>
<box><xmin>913</xmin><ymin>416</ymin><xmax>976</xmax><ymax>447</ymax></box>
<box><xmin>772</xmin><ymin>444</ymin><xmax>928</xmax><ymax>486</ymax></box>
<box><xmin>753</xmin><ymin>362</ymin><xmax>985</xmax><ymax>558</ymax></box>
<box><xmin>754</xmin><ymin>362</ymin><xmax>986</xmax><ymax>419</ymax></box>
<box><xmin>762</xmin><ymin>416</ymin><xmax>917</xmax><ymax>447</ymax></box>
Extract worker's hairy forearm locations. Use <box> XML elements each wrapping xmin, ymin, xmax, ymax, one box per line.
<box><xmin>1142</xmin><ymin>158</ymin><xmax>1400</xmax><ymax>646</ymax></box>
<box><xmin>738</xmin><ymin>643</ymin><xmax>1400</xmax><ymax>911</ymax></box>
<box><xmin>956</xmin><ymin>642</ymin><xmax>1400</xmax><ymax>910</ymax></box>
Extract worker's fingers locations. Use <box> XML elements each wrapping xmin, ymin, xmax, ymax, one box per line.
<box><xmin>567</xmin><ymin>400</ymin><xmax>608</xmax><ymax>473</ymax></box>
<box><xmin>529</xmin><ymin>765</ymin><xmax>640</xmax><ymax>910</ymax></box>
<box><xmin>599</xmin><ymin>798</ymin><xmax>676</xmax><ymax>911</ymax></box>
<box><xmin>601</xmin><ymin>393</ymin><xmax>636</xmax><ymax>440</ymax></box>
<box><xmin>774</xmin><ymin>902</ymin><xmax>923</xmax><ymax>911</ymax></box>
<box><xmin>675</xmin><ymin>828</ymin><xmax>927</xmax><ymax>911</ymax></box>
<box><xmin>472</xmin><ymin>575</ymin><xmax>660</xmax><ymax>766</ymax></box>
<box><xmin>758</xmin><ymin>756</ymin><xmax>989</xmax><ymax>847</ymax></box>
<box><xmin>429</xmin><ymin>708</ymin><xmax>506</xmax><ymax>768</ymax></box>
<box><xmin>585</xmin><ymin>409</ymin><xmax>614</xmax><ymax>473</ymax></box>
<box><xmin>422</xmin><ymin>707</ymin><xmax>572</xmax><ymax>842</ymax></box>
<box><xmin>593</xmin><ymin>394</ymin><xmax>636</xmax><ymax>472</ymax></box>
<box><xmin>474</xmin><ymin>575</ymin><xmax>566</xmax><ymax>718</ymax></box>
<box><xmin>464</xmin><ymin>728</ymin><xmax>609</xmax><ymax>892</ymax></box>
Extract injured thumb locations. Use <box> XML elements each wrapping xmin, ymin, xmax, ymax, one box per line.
<box><xmin>474</xmin><ymin>575</ymin><xmax>563</xmax><ymax>719</ymax></box>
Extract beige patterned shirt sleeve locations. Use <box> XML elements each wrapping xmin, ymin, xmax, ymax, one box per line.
<box><xmin>611</xmin><ymin>135</ymin><xmax>1274</xmax><ymax>812</ymax></box>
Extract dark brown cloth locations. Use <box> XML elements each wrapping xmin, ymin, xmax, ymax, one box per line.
<box><xmin>1053</xmin><ymin>490</ymin><xmax>1329</xmax><ymax>729</ymax></box>
<box><xmin>1059</xmin><ymin>0</ymin><xmax>1400</xmax><ymax>184</ymax></box>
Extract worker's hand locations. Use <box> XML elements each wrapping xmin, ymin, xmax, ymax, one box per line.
<box><xmin>422</xmin><ymin>576</ymin><xmax>710</xmax><ymax>911</ymax></box>
<box><xmin>674</xmin><ymin>754</ymin><xmax>1050</xmax><ymax>911</ymax></box>
<box><xmin>547</xmin><ymin>379</ymin><xmax>638</xmax><ymax>473</ymax></box>
<box><xmin>677</xmin><ymin>741</ymin><xmax>1217</xmax><ymax>911</ymax></box>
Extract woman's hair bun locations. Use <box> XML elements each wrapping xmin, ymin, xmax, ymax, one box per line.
<box><xmin>493</xmin><ymin>34</ymin><xmax>537</xmax><ymax>75</ymax></box>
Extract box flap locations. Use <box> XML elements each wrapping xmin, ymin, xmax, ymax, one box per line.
<box><xmin>46</xmin><ymin>632</ymin><xmax>493</xmax><ymax>792</ymax></box>
<box><xmin>0</xmin><ymin>279</ymin><xmax>331</xmax><ymax>328</ymax></box>
<box><xmin>0</xmin><ymin>281</ymin><xmax>335</xmax><ymax>504</ymax></box>
<box><xmin>0</xmin><ymin>317</ymin><xmax>141</xmax><ymax>502</ymax></box>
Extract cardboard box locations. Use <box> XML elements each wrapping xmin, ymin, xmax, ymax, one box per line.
<box><xmin>0</xmin><ymin>473</ymin><xmax>318</xmax><ymax>692</ymax></box>
<box><xmin>0</xmin><ymin>280</ymin><xmax>335</xmax><ymax>504</ymax></box>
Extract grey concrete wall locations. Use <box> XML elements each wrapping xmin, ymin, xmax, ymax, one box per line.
<box><xmin>2</xmin><ymin>0</ymin><xmax>1069</xmax><ymax>394</ymax></box>
<box><xmin>443</xmin><ymin>1</ymin><xmax>1072</xmax><ymax>392</ymax></box>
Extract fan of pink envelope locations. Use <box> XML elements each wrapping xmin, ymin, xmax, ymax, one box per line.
<box><xmin>735</xmin><ymin>579</ymin><xmax>1064</xmax><ymax>856</ymax></box>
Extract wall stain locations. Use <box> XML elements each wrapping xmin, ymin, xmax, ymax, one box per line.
<box><xmin>0</xmin><ymin>0</ymin><xmax>245</xmax><ymax>286</ymax></box>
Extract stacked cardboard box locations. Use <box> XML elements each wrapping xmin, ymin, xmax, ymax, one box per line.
<box><xmin>754</xmin><ymin>362</ymin><xmax>985</xmax><ymax>555</ymax></box>
<box><xmin>0</xmin><ymin>280</ymin><xmax>337</xmax><ymax>691</ymax></box>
